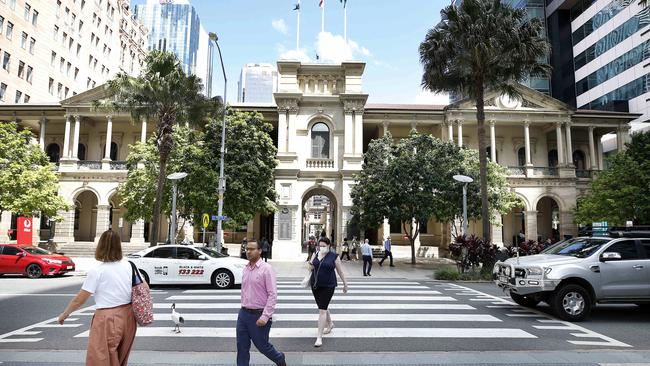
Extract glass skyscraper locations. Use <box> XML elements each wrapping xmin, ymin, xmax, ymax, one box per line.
<box><xmin>134</xmin><ymin>0</ymin><xmax>213</xmax><ymax>97</ymax></box>
<box><xmin>237</xmin><ymin>63</ymin><xmax>278</xmax><ymax>104</ymax></box>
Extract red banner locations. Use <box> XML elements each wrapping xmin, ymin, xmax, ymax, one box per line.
<box><xmin>17</xmin><ymin>217</ymin><xmax>33</xmax><ymax>245</ymax></box>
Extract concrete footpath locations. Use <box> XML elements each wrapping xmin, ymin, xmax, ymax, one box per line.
<box><xmin>1</xmin><ymin>350</ymin><xmax>650</xmax><ymax>365</ymax></box>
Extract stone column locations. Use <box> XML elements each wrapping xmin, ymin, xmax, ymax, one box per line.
<box><xmin>103</xmin><ymin>115</ymin><xmax>113</xmax><ymax>160</ymax></box>
<box><xmin>559</xmin><ymin>211</ymin><xmax>577</xmax><ymax>239</ymax></box>
<box><xmin>130</xmin><ymin>220</ymin><xmax>145</xmax><ymax>245</ymax></box>
<box><xmin>277</xmin><ymin>108</ymin><xmax>288</xmax><ymax>153</ymax></box>
<box><xmin>588</xmin><ymin>126</ymin><xmax>596</xmax><ymax>169</ymax></box>
<box><xmin>0</xmin><ymin>211</ymin><xmax>12</xmax><ymax>242</ymax></box>
<box><xmin>62</xmin><ymin>115</ymin><xmax>72</xmax><ymax>158</ymax></box>
<box><xmin>555</xmin><ymin>122</ymin><xmax>565</xmax><ymax>165</ymax></box>
<box><xmin>491</xmin><ymin>213</ymin><xmax>504</xmax><ymax>247</ymax></box>
<box><xmin>287</xmin><ymin>107</ymin><xmax>298</xmax><ymax>153</ymax></box>
<box><xmin>597</xmin><ymin>136</ymin><xmax>604</xmax><ymax>170</ymax></box>
<box><xmin>524</xmin><ymin>210</ymin><xmax>538</xmax><ymax>242</ymax></box>
<box><xmin>616</xmin><ymin>126</ymin><xmax>630</xmax><ymax>152</ymax></box>
<box><xmin>524</xmin><ymin>120</ymin><xmax>532</xmax><ymax>166</ymax></box>
<box><xmin>457</xmin><ymin>119</ymin><xmax>463</xmax><ymax>147</ymax></box>
<box><xmin>382</xmin><ymin>119</ymin><xmax>389</xmax><ymax>136</ymax></box>
<box><xmin>94</xmin><ymin>205</ymin><xmax>111</xmax><ymax>241</ymax></box>
<box><xmin>565</xmin><ymin>121</ymin><xmax>573</xmax><ymax>166</ymax></box>
<box><xmin>354</xmin><ymin>111</ymin><xmax>364</xmax><ymax>156</ymax></box>
<box><xmin>39</xmin><ymin>117</ymin><xmax>47</xmax><ymax>151</ymax></box>
<box><xmin>140</xmin><ymin>117</ymin><xmax>147</xmax><ymax>144</ymax></box>
<box><xmin>72</xmin><ymin>115</ymin><xmax>81</xmax><ymax>159</ymax></box>
<box><xmin>489</xmin><ymin>120</ymin><xmax>496</xmax><ymax>163</ymax></box>
<box><xmin>447</xmin><ymin>121</ymin><xmax>454</xmax><ymax>143</ymax></box>
<box><xmin>344</xmin><ymin>110</ymin><xmax>354</xmax><ymax>155</ymax></box>
<box><xmin>53</xmin><ymin>208</ymin><xmax>75</xmax><ymax>244</ymax></box>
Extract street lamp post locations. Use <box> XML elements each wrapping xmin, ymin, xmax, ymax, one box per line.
<box><xmin>453</xmin><ymin>174</ymin><xmax>474</xmax><ymax>236</ymax></box>
<box><xmin>167</xmin><ymin>172</ymin><xmax>188</xmax><ymax>245</ymax></box>
<box><xmin>209</xmin><ymin>32</ymin><xmax>227</xmax><ymax>253</ymax></box>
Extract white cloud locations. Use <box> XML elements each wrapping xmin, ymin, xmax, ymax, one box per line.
<box><xmin>272</xmin><ymin>19</ymin><xmax>288</xmax><ymax>35</ymax></box>
<box><xmin>277</xmin><ymin>32</ymin><xmax>373</xmax><ymax>64</ymax></box>
<box><xmin>415</xmin><ymin>90</ymin><xmax>449</xmax><ymax>105</ymax></box>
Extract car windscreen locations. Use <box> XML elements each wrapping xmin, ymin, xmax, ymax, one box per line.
<box><xmin>21</xmin><ymin>246</ymin><xmax>52</xmax><ymax>255</ymax></box>
<box><xmin>196</xmin><ymin>247</ymin><xmax>226</xmax><ymax>258</ymax></box>
<box><xmin>542</xmin><ymin>238</ymin><xmax>610</xmax><ymax>258</ymax></box>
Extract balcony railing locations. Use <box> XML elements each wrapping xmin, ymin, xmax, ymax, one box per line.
<box><xmin>576</xmin><ymin>169</ymin><xmax>598</xmax><ymax>178</ymax></box>
<box><xmin>77</xmin><ymin>160</ymin><xmax>102</xmax><ymax>170</ymax></box>
<box><xmin>306</xmin><ymin>158</ymin><xmax>334</xmax><ymax>169</ymax></box>
<box><xmin>532</xmin><ymin>167</ymin><xmax>558</xmax><ymax>176</ymax></box>
<box><xmin>507</xmin><ymin>166</ymin><xmax>525</xmax><ymax>175</ymax></box>
<box><xmin>110</xmin><ymin>161</ymin><xmax>127</xmax><ymax>170</ymax></box>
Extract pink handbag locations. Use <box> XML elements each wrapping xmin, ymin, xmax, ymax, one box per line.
<box><xmin>129</xmin><ymin>261</ymin><xmax>154</xmax><ymax>326</ymax></box>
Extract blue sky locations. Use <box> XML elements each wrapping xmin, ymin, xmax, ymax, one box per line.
<box><xmin>132</xmin><ymin>0</ymin><xmax>448</xmax><ymax>104</ymax></box>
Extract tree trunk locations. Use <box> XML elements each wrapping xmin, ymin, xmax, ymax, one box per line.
<box><xmin>475</xmin><ymin>86</ymin><xmax>490</xmax><ymax>242</ymax></box>
<box><xmin>148</xmin><ymin>152</ymin><xmax>169</xmax><ymax>247</ymax></box>
<box><xmin>403</xmin><ymin>220</ymin><xmax>418</xmax><ymax>265</ymax></box>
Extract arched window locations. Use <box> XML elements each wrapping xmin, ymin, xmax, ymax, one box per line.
<box><xmin>311</xmin><ymin>122</ymin><xmax>330</xmax><ymax>159</ymax></box>
<box><xmin>517</xmin><ymin>147</ymin><xmax>526</xmax><ymax>167</ymax></box>
<box><xmin>548</xmin><ymin>149</ymin><xmax>558</xmax><ymax>167</ymax></box>
<box><xmin>110</xmin><ymin>142</ymin><xmax>118</xmax><ymax>161</ymax></box>
<box><xmin>77</xmin><ymin>144</ymin><xmax>86</xmax><ymax>160</ymax></box>
<box><xmin>46</xmin><ymin>144</ymin><xmax>60</xmax><ymax>163</ymax></box>
<box><xmin>573</xmin><ymin>150</ymin><xmax>586</xmax><ymax>170</ymax></box>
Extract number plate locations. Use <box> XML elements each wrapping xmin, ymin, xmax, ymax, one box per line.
<box><xmin>498</xmin><ymin>276</ymin><xmax>509</xmax><ymax>283</ymax></box>
<box><xmin>67</xmin><ymin>266</ymin><xmax>74</xmax><ymax>270</ymax></box>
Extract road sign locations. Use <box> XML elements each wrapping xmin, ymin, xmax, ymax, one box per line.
<box><xmin>211</xmin><ymin>215</ymin><xmax>229</xmax><ymax>221</ymax></box>
<box><xmin>202</xmin><ymin>214</ymin><xmax>210</xmax><ymax>228</ymax></box>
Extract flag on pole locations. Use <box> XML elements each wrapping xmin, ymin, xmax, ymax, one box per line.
<box><xmin>319</xmin><ymin>0</ymin><xmax>323</xmax><ymax>8</ymax></box>
<box><xmin>293</xmin><ymin>3</ymin><xmax>300</xmax><ymax>10</ymax></box>
<box><xmin>340</xmin><ymin>0</ymin><xmax>347</xmax><ymax>7</ymax></box>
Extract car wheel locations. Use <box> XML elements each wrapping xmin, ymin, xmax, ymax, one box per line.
<box><xmin>26</xmin><ymin>264</ymin><xmax>43</xmax><ymax>279</ymax></box>
<box><xmin>138</xmin><ymin>270</ymin><xmax>150</xmax><ymax>285</ymax></box>
<box><xmin>510</xmin><ymin>292</ymin><xmax>541</xmax><ymax>308</ymax></box>
<box><xmin>551</xmin><ymin>284</ymin><xmax>592</xmax><ymax>322</ymax></box>
<box><xmin>212</xmin><ymin>269</ymin><xmax>234</xmax><ymax>289</ymax></box>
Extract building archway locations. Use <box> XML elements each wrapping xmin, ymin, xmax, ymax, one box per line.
<box><xmin>73</xmin><ymin>190</ymin><xmax>98</xmax><ymax>242</ymax></box>
<box><xmin>536</xmin><ymin>196</ymin><xmax>560</xmax><ymax>243</ymax></box>
<box><xmin>46</xmin><ymin>143</ymin><xmax>60</xmax><ymax>163</ymax></box>
<box><xmin>109</xmin><ymin>193</ymin><xmax>131</xmax><ymax>242</ymax></box>
<box><xmin>301</xmin><ymin>187</ymin><xmax>338</xmax><ymax>249</ymax></box>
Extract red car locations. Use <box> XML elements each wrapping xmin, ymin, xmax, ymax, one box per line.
<box><xmin>0</xmin><ymin>244</ymin><xmax>75</xmax><ymax>278</ymax></box>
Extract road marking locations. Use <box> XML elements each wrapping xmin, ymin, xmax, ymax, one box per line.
<box><xmin>0</xmin><ymin>338</ymin><xmax>44</xmax><ymax>343</ymax></box>
<box><xmin>166</xmin><ymin>295</ymin><xmax>456</xmax><ymax>301</ymax></box>
<box><xmin>278</xmin><ymin>281</ymin><xmax>420</xmax><ymax>285</ymax></box>
<box><xmin>154</xmin><ymin>302</ymin><xmax>475</xmax><ymax>310</ymax></box>
<box><xmin>75</xmin><ymin>327</ymin><xmax>535</xmax><ymax>339</ymax></box>
<box><xmin>152</xmin><ymin>313</ymin><xmax>501</xmax><ymax>322</ymax></box>
<box><xmin>180</xmin><ymin>289</ymin><xmax>441</xmax><ymax>294</ymax></box>
<box><xmin>0</xmin><ymin>305</ymin><xmax>95</xmax><ymax>344</ymax></box>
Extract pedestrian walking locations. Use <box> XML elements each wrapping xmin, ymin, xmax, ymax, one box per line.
<box><xmin>240</xmin><ymin>237</ymin><xmax>248</xmax><ymax>259</ymax></box>
<box><xmin>237</xmin><ymin>239</ymin><xmax>286</xmax><ymax>366</ymax></box>
<box><xmin>308</xmin><ymin>237</ymin><xmax>348</xmax><ymax>347</ymax></box>
<box><xmin>360</xmin><ymin>238</ymin><xmax>373</xmax><ymax>276</ymax></box>
<box><xmin>379</xmin><ymin>236</ymin><xmax>394</xmax><ymax>267</ymax></box>
<box><xmin>261</xmin><ymin>237</ymin><xmax>270</xmax><ymax>262</ymax></box>
<box><xmin>351</xmin><ymin>236</ymin><xmax>359</xmax><ymax>261</ymax></box>
<box><xmin>58</xmin><ymin>230</ymin><xmax>137</xmax><ymax>366</ymax></box>
<box><xmin>305</xmin><ymin>236</ymin><xmax>316</xmax><ymax>262</ymax></box>
<box><xmin>340</xmin><ymin>238</ymin><xmax>351</xmax><ymax>261</ymax></box>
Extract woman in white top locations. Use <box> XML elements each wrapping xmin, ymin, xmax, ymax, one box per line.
<box><xmin>58</xmin><ymin>230</ymin><xmax>137</xmax><ymax>366</ymax></box>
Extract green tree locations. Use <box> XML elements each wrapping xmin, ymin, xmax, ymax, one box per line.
<box><xmin>95</xmin><ymin>50</ymin><xmax>214</xmax><ymax>246</ymax></box>
<box><xmin>419</xmin><ymin>0</ymin><xmax>549</xmax><ymax>241</ymax></box>
<box><xmin>118</xmin><ymin>110</ymin><xmax>277</xmax><ymax>241</ymax></box>
<box><xmin>575</xmin><ymin>131</ymin><xmax>650</xmax><ymax>225</ymax></box>
<box><xmin>0</xmin><ymin>121</ymin><xmax>69</xmax><ymax>220</ymax></box>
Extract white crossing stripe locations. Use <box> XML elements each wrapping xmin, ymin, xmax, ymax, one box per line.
<box><xmin>154</xmin><ymin>303</ymin><xmax>476</xmax><ymax>310</ymax></box>
<box><xmin>166</xmin><ymin>295</ymin><xmax>456</xmax><ymax>301</ymax></box>
<box><xmin>278</xmin><ymin>281</ymin><xmax>420</xmax><ymax>285</ymax></box>
<box><xmin>0</xmin><ymin>338</ymin><xmax>44</xmax><ymax>343</ymax></box>
<box><xmin>76</xmin><ymin>327</ymin><xmax>536</xmax><ymax>339</ymax></box>
<box><xmin>153</xmin><ymin>313</ymin><xmax>501</xmax><ymax>322</ymax></box>
<box><xmin>179</xmin><ymin>289</ymin><xmax>441</xmax><ymax>295</ymax></box>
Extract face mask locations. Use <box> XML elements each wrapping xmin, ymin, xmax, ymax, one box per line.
<box><xmin>319</xmin><ymin>247</ymin><xmax>329</xmax><ymax>255</ymax></box>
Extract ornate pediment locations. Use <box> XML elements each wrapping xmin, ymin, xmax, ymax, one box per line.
<box><xmin>447</xmin><ymin>83</ymin><xmax>574</xmax><ymax>113</ymax></box>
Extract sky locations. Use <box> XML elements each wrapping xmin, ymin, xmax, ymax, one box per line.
<box><xmin>131</xmin><ymin>0</ymin><xmax>450</xmax><ymax>104</ymax></box>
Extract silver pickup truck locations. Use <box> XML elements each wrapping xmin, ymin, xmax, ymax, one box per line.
<box><xmin>493</xmin><ymin>234</ymin><xmax>650</xmax><ymax>321</ymax></box>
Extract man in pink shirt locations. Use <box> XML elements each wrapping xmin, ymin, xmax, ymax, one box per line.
<box><xmin>237</xmin><ymin>239</ymin><xmax>286</xmax><ymax>366</ymax></box>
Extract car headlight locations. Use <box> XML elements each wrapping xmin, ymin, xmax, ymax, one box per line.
<box><xmin>504</xmin><ymin>266</ymin><xmax>511</xmax><ymax>276</ymax></box>
<box><xmin>526</xmin><ymin>267</ymin><xmax>543</xmax><ymax>276</ymax></box>
<box><xmin>43</xmin><ymin>258</ymin><xmax>63</xmax><ymax>264</ymax></box>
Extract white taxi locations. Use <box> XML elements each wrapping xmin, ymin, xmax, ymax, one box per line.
<box><xmin>127</xmin><ymin>245</ymin><xmax>248</xmax><ymax>289</ymax></box>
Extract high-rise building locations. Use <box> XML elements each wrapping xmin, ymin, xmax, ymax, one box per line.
<box><xmin>237</xmin><ymin>63</ymin><xmax>278</xmax><ymax>103</ymax></box>
<box><xmin>134</xmin><ymin>0</ymin><xmax>213</xmax><ymax>97</ymax></box>
<box><xmin>546</xmin><ymin>0</ymin><xmax>649</xmax><ymax>126</ymax></box>
<box><xmin>0</xmin><ymin>0</ymin><xmax>148</xmax><ymax>104</ymax></box>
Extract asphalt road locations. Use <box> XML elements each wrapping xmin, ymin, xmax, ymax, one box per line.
<box><xmin>1</xmin><ymin>274</ymin><xmax>649</xmax><ymax>356</ymax></box>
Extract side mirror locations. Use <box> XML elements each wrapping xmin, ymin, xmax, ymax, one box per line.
<box><xmin>17</xmin><ymin>252</ymin><xmax>27</xmax><ymax>257</ymax></box>
<box><xmin>600</xmin><ymin>252</ymin><xmax>622</xmax><ymax>262</ymax></box>
<box><xmin>198</xmin><ymin>254</ymin><xmax>209</xmax><ymax>260</ymax></box>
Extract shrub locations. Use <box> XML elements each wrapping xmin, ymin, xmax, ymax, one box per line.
<box><xmin>449</xmin><ymin>234</ymin><xmax>498</xmax><ymax>273</ymax></box>
<box><xmin>435</xmin><ymin>267</ymin><xmax>493</xmax><ymax>281</ymax></box>
<box><xmin>435</xmin><ymin>268</ymin><xmax>460</xmax><ymax>281</ymax></box>
<box><xmin>506</xmin><ymin>240</ymin><xmax>545</xmax><ymax>257</ymax></box>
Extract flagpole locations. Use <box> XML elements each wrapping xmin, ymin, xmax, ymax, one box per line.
<box><xmin>321</xmin><ymin>0</ymin><xmax>325</xmax><ymax>33</ymax></box>
<box><xmin>296</xmin><ymin>0</ymin><xmax>301</xmax><ymax>51</ymax></box>
<box><xmin>343</xmin><ymin>1</ymin><xmax>347</xmax><ymax>42</ymax></box>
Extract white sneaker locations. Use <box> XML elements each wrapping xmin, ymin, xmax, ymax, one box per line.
<box><xmin>323</xmin><ymin>322</ymin><xmax>334</xmax><ymax>334</ymax></box>
<box><xmin>314</xmin><ymin>338</ymin><xmax>322</xmax><ymax>347</ymax></box>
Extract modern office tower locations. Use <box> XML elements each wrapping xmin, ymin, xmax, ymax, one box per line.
<box><xmin>134</xmin><ymin>0</ymin><xmax>213</xmax><ymax>97</ymax></box>
<box><xmin>0</xmin><ymin>0</ymin><xmax>148</xmax><ymax>104</ymax></box>
<box><xmin>237</xmin><ymin>63</ymin><xmax>278</xmax><ymax>103</ymax></box>
<box><xmin>546</xmin><ymin>0</ymin><xmax>649</xmax><ymax>126</ymax></box>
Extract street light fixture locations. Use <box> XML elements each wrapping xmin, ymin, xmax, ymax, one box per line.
<box><xmin>209</xmin><ymin>32</ymin><xmax>227</xmax><ymax>253</ymax></box>
<box><xmin>453</xmin><ymin>174</ymin><xmax>474</xmax><ymax>237</ymax></box>
<box><xmin>167</xmin><ymin>172</ymin><xmax>188</xmax><ymax>245</ymax></box>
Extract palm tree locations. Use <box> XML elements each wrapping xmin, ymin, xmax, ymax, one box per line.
<box><xmin>95</xmin><ymin>50</ymin><xmax>214</xmax><ymax>246</ymax></box>
<box><xmin>419</xmin><ymin>0</ymin><xmax>549</xmax><ymax>241</ymax></box>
